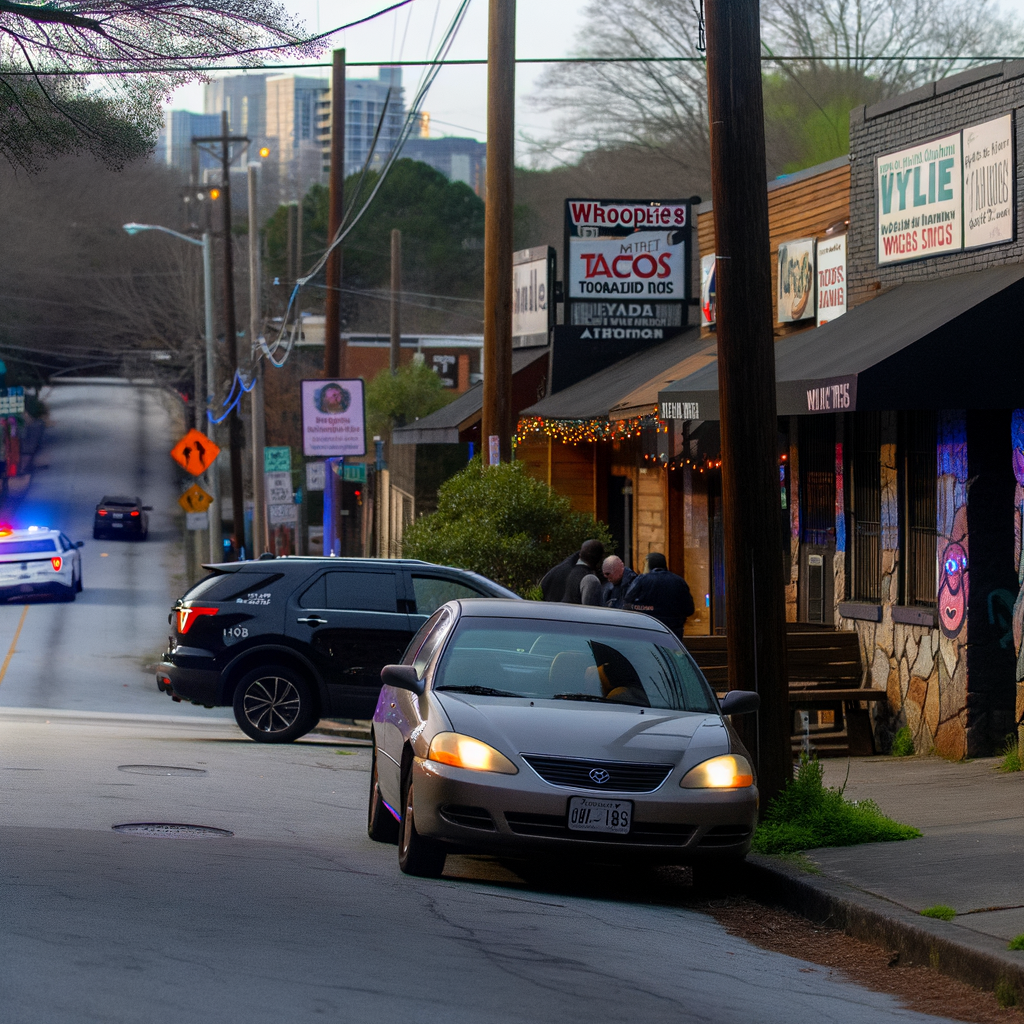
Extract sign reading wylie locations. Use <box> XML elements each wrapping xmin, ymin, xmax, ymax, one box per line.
<box><xmin>877</xmin><ymin>132</ymin><xmax>962</xmax><ymax>264</ymax></box>
<box><xmin>512</xmin><ymin>246</ymin><xmax>554</xmax><ymax>349</ymax></box>
<box><xmin>301</xmin><ymin>379</ymin><xmax>366</xmax><ymax>457</ymax></box>
<box><xmin>964</xmin><ymin>114</ymin><xmax>1014</xmax><ymax>248</ymax></box>
<box><xmin>565</xmin><ymin>199</ymin><xmax>690</xmax><ymax>337</ymax></box>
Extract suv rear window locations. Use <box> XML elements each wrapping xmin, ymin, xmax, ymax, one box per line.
<box><xmin>0</xmin><ymin>539</ymin><xmax>57</xmax><ymax>554</ymax></box>
<box><xmin>183</xmin><ymin>572</ymin><xmax>282</xmax><ymax>603</ymax></box>
<box><xmin>299</xmin><ymin>570</ymin><xmax>398</xmax><ymax>612</ymax></box>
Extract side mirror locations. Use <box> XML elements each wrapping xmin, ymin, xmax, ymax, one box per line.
<box><xmin>75</xmin><ymin>541</ymin><xmax>84</xmax><ymax>548</ymax></box>
<box><xmin>381</xmin><ymin>664</ymin><xmax>424</xmax><ymax>696</ymax></box>
<box><xmin>720</xmin><ymin>690</ymin><xmax>760</xmax><ymax>716</ymax></box>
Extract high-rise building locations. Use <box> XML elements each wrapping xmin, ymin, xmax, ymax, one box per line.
<box><xmin>204</xmin><ymin>74</ymin><xmax>269</xmax><ymax>143</ymax></box>
<box><xmin>399</xmin><ymin>136</ymin><xmax>486</xmax><ymax>197</ymax></box>
<box><xmin>318</xmin><ymin>67</ymin><xmax>406</xmax><ymax>179</ymax></box>
<box><xmin>155</xmin><ymin>110</ymin><xmax>222</xmax><ymax>175</ymax></box>
<box><xmin>267</xmin><ymin>74</ymin><xmax>330</xmax><ymax>199</ymax></box>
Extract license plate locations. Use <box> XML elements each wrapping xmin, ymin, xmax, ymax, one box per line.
<box><xmin>113</xmin><ymin>513</ymin><xmax>123</xmax><ymax>519</ymax></box>
<box><xmin>567</xmin><ymin>797</ymin><xmax>632</xmax><ymax>834</ymax></box>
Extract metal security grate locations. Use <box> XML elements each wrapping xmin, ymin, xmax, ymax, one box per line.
<box><xmin>521</xmin><ymin>754</ymin><xmax>674</xmax><ymax>793</ymax></box>
<box><xmin>112</xmin><ymin>823</ymin><xmax>232</xmax><ymax>837</ymax></box>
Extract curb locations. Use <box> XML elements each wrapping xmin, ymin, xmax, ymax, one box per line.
<box><xmin>311</xmin><ymin>719</ymin><xmax>372</xmax><ymax>742</ymax></box>
<box><xmin>744</xmin><ymin>853</ymin><xmax>1024</xmax><ymax>1002</ymax></box>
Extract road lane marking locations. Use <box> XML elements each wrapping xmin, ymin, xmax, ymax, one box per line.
<box><xmin>0</xmin><ymin>605</ymin><xmax>29</xmax><ymax>686</ymax></box>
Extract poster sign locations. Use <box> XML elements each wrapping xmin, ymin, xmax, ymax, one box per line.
<box><xmin>815</xmin><ymin>235</ymin><xmax>847</xmax><ymax>327</ymax></box>
<box><xmin>305</xmin><ymin>461</ymin><xmax>325</xmax><ymax>491</ymax></box>
<box><xmin>963</xmin><ymin>114</ymin><xmax>1014</xmax><ymax>249</ymax></box>
<box><xmin>876</xmin><ymin>132</ymin><xmax>962</xmax><ymax>264</ymax></box>
<box><xmin>488</xmin><ymin>434</ymin><xmax>500</xmax><ymax>466</ymax></box>
<box><xmin>700</xmin><ymin>254</ymin><xmax>716</xmax><ymax>327</ymax></box>
<box><xmin>512</xmin><ymin>246</ymin><xmax>554</xmax><ymax>348</ymax></box>
<box><xmin>565</xmin><ymin>199</ymin><xmax>691</xmax><ymax>337</ymax></box>
<box><xmin>301</xmin><ymin>379</ymin><xmax>366</xmax><ymax>457</ymax></box>
<box><xmin>777</xmin><ymin>238</ymin><xmax>816</xmax><ymax>323</ymax></box>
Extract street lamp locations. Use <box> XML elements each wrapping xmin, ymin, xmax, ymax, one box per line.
<box><xmin>123</xmin><ymin>222</ymin><xmax>220</xmax><ymax>562</ymax></box>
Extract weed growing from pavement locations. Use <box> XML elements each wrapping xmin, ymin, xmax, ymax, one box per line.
<box><xmin>890</xmin><ymin>726</ymin><xmax>915</xmax><ymax>757</ymax></box>
<box><xmin>776</xmin><ymin>851</ymin><xmax>822</xmax><ymax>874</ymax></box>
<box><xmin>1008</xmin><ymin>935</ymin><xmax>1024</xmax><ymax>951</ymax></box>
<box><xmin>751</xmin><ymin>756</ymin><xmax>921</xmax><ymax>855</ymax></box>
<box><xmin>995</xmin><ymin>978</ymin><xmax>1019</xmax><ymax>1008</ymax></box>
<box><xmin>920</xmin><ymin>905</ymin><xmax>957</xmax><ymax>921</ymax></box>
<box><xmin>998</xmin><ymin>735</ymin><xmax>1022</xmax><ymax>773</ymax></box>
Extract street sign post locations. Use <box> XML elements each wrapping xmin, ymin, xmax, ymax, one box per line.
<box><xmin>171</xmin><ymin>428</ymin><xmax>221</xmax><ymax>476</ymax></box>
<box><xmin>186</xmin><ymin>511</ymin><xmax>209</xmax><ymax>530</ymax></box>
<box><xmin>264</xmin><ymin>446</ymin><xmax>291</xmax><ymax>473</ymax></box>
<box><xmin>178</xmin><ymin>484</ymin><xmax>214</xmax><ymax>514</ymax></box>
<box><xmin>305</xmin><ymin>461</ymin><xmax>325</xmax><ymax>491</ymax></box>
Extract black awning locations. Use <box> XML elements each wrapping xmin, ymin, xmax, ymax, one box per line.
<box><xmin>658</xmin><ymin>264</ymin><xmax>1024</xmax><ymax>420</ymax></box>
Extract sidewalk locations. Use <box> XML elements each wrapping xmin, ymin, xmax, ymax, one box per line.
<box><xmin>749</xmin><ymin>755</ymin><xmax>1024</xmax><ymax>998</ymax></box>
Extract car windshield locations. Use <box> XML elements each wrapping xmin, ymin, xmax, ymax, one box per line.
<box><xmin>433</xmin><ymin>618</ymin><xmax>718</xmax><ymax>713</ymax></box>
<box><xmin>0</xmin><ymin>538</ymin><xmax>57</xmax><ymax>554</ymax></box>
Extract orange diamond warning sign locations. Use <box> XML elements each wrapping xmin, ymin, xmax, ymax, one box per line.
<box><xmin>178</xmin><ymin>484</ymin><xmax>213</xmax><ymax>514</ymax></box>
<box><xmin>171</xmin><ymin>428</ymin><xmax>220</xmax><ymax>476</ymax></box>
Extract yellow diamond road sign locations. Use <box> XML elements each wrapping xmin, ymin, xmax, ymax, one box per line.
<box><xmin>178</xmin><ymin>484</ymin><xmax>213</xmax><ymax>514</ymax></box>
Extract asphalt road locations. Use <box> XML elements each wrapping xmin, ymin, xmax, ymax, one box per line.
<box><xmin>0</xmin><ymin>381</ymin><xmax>229</xmax><ymax>718</ymax></box>
<box><xmin>0</xmin><ymin>711</ymin><xmax>976</xmax><ymax>1024</ymax></box>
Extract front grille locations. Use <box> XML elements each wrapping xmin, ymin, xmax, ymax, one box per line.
<box><xmin>439</xmin><ymin>805</ymin><xmax>497</xmax><ymax>831</ymax></box>
<box><xmin>521</xmin><ymin>754</ymin><xmax>674</xmax><ymax>793</ymax></box>
<box><xmin>504</xmin><ymin>812</ymin><xmax>696</xmax><ymax>846</ymax></box>
<box><xmin>698</xmin><ymin>825</ymin><xmax>752</xmax><ymax>847</ymax></box>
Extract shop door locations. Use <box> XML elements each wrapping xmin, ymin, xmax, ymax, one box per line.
<box><xmin>708</xmin><ymin>473</ymin><xmax>726</xmax><ymax>634</ymax></box>
<box><xmin>798</xmin><ymin>416</ymin><xmax>836</xmax><ymax>624</ymax></box>
<box><xmin>607</xmin><ymin>474</ymin><xmax>634</xmax><ymax>570</ymax></box>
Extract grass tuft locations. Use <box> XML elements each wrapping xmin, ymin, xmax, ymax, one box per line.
<box><xmin>996</xmin><ymin>979</ymin><xmax>1019</xmax><ymax>1008</ymax></box>
<box><xmin>752</xmin><ymin>756</ymin><xmax>921</xmax><ymax>856</ymax></box>
<box><xmin>1008</xmin><ymin>934</ymin><xmax>1024</xmax><ymax>951</ymax></box>
<box><xmin>998</xmin><ymin>734</ymin><xmax>1023</xmax><ymax>773</ymax></box>
<box><xmin>890</xmin><ymin>726</ymin><xmax>915</xmax><ymax>757</ymax></box>
<box><xmin>920</xmin><ymin>905</ymin><xmax>956</xmax><ymax>921</ymax></box>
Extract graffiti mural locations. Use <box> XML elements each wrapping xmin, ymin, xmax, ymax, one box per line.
<box><xmin>1011</xmin><ymin>409</ymin><xmax>1024</xmax><ymax>743</ymax></box>
<box><xmin>938</xmin><ymin>512</ymin><xmax>968</xmax><ymax>639</ymax></box>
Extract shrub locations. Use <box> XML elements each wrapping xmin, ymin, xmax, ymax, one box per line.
<box><xmin>752</xmin><ymin>756</ymin><xmax>921</xmax><ymax>855</ymax></box>
<box><xmin>920</xmin><ymin>905</ymin><xmax>956</xmax><ymax>921</ymax></box>
<box><xmin>999</xmin><ymin>734</ymin><xmax>1023</xmax><ymax>773</ymax></box>
<box><xmin>366</xmin><ymin>361</ymin><xmax>453</xmax><ymax>438</ymax></box>
<box><xmin>890</xmin><ymin>726</ymin><xmax>915</xmax><ymax>757</ymax></box>
<box><xmin>402</xmin><ymin>456</ymin><xmax>614</xmax><ymax>595</ymax></box>
<box><xmin>1008</xmin><ymin>934</ymin><xmax>1024</xmax><ymax>951</ymax></box>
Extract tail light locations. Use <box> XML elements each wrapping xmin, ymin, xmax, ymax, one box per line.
<box><xmin>97</xmin><ymin>510</ymin><xmax>108</xmax><ymax>517</ymax></box>
<box><xmin>51</xmin><ymin>557</ymin><xmax>62</xmax><ymax>571</ymax></box>
<box><xmin>130</xmin><ymin>510</ymin><xmax>140</xmax><ymax>517</ymax></box>
<box><xmin>177</xmin><ymin>606</ymin><xmax>218</xmax><ymax>634</ymax></box>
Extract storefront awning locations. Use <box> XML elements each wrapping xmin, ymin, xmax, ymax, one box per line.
<box><xmin>522</xmin><ymin>329</ymin><xmax>706</xmax><ymax>421</ymax></box>
<box><xmin>657</xmin><ymin>264</ymin><xmax>1024</xmax><ymax>420</ymax></box>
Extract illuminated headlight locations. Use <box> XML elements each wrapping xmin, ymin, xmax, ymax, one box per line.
<box><xmin>680</xmin><ymin>754</ymin><xmax>754</xmax><ymax>789</ymax></box>
<box><xmin>427</xmin><ymin>732</ymin><xmax>518</xmax><ymax>774</ymax></box>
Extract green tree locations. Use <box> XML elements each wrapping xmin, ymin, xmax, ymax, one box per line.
<box><xmin>402</xmin><ymin>457</ymin><xmax>614</xmax><ymax>595</ymax></box>
<box><xmin>365</xmin><ymin>361</ymin><xmax>453</xmax><ymax>438</ymax></box>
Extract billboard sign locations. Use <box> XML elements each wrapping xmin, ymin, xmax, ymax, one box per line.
<box><xmin>963</xmin><ymin>114</ymin><xmax>1014</xmax><ymax>249</ymax></box>
<box><xmin>777</xmin><ymin>238</ymin><xmax>816</xmax><ymax>323</ymax></box>
<box><xmin>565</xmin><ymin>199</ymin><xmax>691</xmax><ymax>337</ymax></box>
<box><xmin>815</xmin><ymin>235</ymin><xmax>847</xmax><ymax>326</ymax></box>
<box><xmin>301</xmin><ymin>379</ymin><xmax>366</xmax><ymax>457</ymax></box>
<box><xmin>512</xmin><ymin>246</ymin><xmax>554</xmax><ymax>348</ymax></box>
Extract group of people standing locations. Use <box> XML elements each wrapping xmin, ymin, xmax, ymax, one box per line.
<box><xmin>540</xmin><ymin>540</ymin><xmax>695</xmax><ymax>637</ymax></box>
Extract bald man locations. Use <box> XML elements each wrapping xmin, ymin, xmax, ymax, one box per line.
<box><xmin>601</xmin><ymin>555</ymin><xmax>637</xmax><ymax>609</ymax></box>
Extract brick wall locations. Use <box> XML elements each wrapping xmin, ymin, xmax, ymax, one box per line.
<box><xmin>848</xmin><ymin>61</ymin><xmax>1024</xmax><ymax>306</ymax></box>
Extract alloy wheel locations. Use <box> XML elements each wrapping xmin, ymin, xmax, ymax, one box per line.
<box><xmin>242</xmin><ymin>676</ymin><xmax>301</xmax><ymax>734</ymax></box>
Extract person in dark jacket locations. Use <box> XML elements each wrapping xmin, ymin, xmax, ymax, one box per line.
<box><xmin>541</xmin><ymin>550</ymin><xmax>579</xmax><ymax>602</ymax></box>
<box><xmin>624</xmin><ymin>552</ymin><xmax>694</xmax><ymax>637</ymax></box>
<box><xmin>601</xmin><ymin>555</ymin><xmax>637</xmax><ymax>609</ymax></box>
<box><xmin>561</xmin><ymin>539</ymin><xmax>605</xmax><ymax>606</ymax></box>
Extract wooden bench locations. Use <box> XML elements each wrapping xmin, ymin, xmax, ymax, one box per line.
<box><xmin>683</xmin><ymin>625</ymin><xmax>887</xmax><ymax>756</ymax></box>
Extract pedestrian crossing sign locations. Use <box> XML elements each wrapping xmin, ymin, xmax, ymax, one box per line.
<box><xmin>171</xmin><ymin>428</ymin><xmax>220</xmax><ymax>476</ymax></box>
<box><xmin>178</xmin><ymin>483</ymin><xmax>213</xmax><ymax>514</ymax></box>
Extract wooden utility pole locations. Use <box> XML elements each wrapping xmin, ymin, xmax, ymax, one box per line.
<box><xmin>219</xmin><ymin>110</ymin><xmax>246</xmax><ymax>558</ymax></box>
<box><xmin>286</xmin><ymin>202</ymin><xmax>296</xmax><ymax>289</ymax></box>
<box><xmin>248</xmin><ymin>161</ymin><xmax>267</xmax><ymax>557</ymax></box>
<box><xmin>324</xmin><ymin>48</ymin><xmax>346</xmax><ymax>378</ymax></box>
<box><xmin>481</xmin><ymin>0</ymin><xmax>515</xmax><ymax>463</ymax></box>
<box><xmin>705</xmin><ymin>0</ymin><xmax>790</xmax><ymax>805</ymax></box>
<box><xmin>389</xmin><ymin>228</ymin><xmax>402</xmax><ymax>372</ymax></box>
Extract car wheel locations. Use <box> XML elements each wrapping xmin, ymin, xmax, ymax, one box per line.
<box><xmin>75</xmin><ymin>570</ymin><xmax>83</xmax><ymax>593</ymax></box>
<box><xmin>367</xmin><ymin>745</ymin><xmax>400</xmax><ymax>844</ymax></box>
<box><xmin>232</xmin><ymin>664</ymin><xmax>317</xmax><ymax>743</ymax></box>
<box><xmin>398</xmin><ymin>771</ymin><xmax>446</xmax><ymax>877</ymax></box>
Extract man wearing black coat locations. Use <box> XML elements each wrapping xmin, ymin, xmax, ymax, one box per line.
<box><xmin>624</xmin><ymin>552</ymin><xmax>694</xmax><ymax>637</ymax></box>
<box><xmin>560</xmin><ymin>539</ymin><xmax>605</xmax><ymax>606</ymax></box>
<box><xmin>541</xmin><ymin>550</ymin><xmax>579</xmax><ymax>602</ymax></box>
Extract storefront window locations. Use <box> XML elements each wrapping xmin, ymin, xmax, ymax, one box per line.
<box><xmin>847</xmin><ymin>412</ymin><xmax>881</xmax><ymax>602</ymax></box>
<box><xmin>901</xmin><ymin>411</ymin><xmax>937</xmax><ymax>607</ymax></box>
<box><xmin>799</xmin><ymin>416</ymin><xmax>835</xmax><ymax>546</ymax></box>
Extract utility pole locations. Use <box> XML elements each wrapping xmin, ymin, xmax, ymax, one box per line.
<box><xmin>286</xmin><ymin>202</ymin><xmax>296</xmax><ymax>289</ymax></box>
<box><xmin>248</xmin><ymin>161</ymin><xmax>267</xmax><ymax>557</ymax></box>
<box><xmin>705</xmin><ymin>0</ymin><xmax>790</xmax><ymax>805</ymax></box>
<box><xmin>324</xmin><ymin>48</ymin><xmax>346</xmax><ymax>378</ymax></box>
<box><xmin>201</xmin><ymin>230</ymin><xmax>222</xmax><ymax>562</ymax></box>
<box><xmin>389</xmin><ymin>228</ymin><xmax>402</xmax><ymax>372</ymax></box>
<box><xmin>481</xmin><ymin>0</ymin><xmax>515</xmax><ymax>464</ymax></box>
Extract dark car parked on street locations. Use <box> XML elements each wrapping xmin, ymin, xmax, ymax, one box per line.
<box><xmin>156</xmin><ymin>556</ymin><xmax>519</xmax><ymax>742</ymax></box>
<box><xmin>94</xmin><ymin>495</ymin><xmax>151</xmax><ymax>540</ymax></box>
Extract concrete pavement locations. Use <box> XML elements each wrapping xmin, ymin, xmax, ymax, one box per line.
<box><xmin>752</xmin><ymin>756</ymin><xmax>1024</xmax><ymax>999</ymax></box>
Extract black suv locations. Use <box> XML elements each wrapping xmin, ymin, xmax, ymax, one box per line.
<box><xmin>157</xmin><ymin>557</ymin><xmax>518</xmax><ymax>742</ymax></box>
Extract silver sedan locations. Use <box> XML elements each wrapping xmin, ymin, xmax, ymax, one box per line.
<box><xmin>368</xmin><ymin>599</ymin><xmax>760</xmax><ymax>879</ymax></box>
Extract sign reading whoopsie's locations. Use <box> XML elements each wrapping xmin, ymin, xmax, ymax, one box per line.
<box><xmin>565</xmin><ymin>199</ymin><xmax>691</xmax><ymax>336</ymax></box>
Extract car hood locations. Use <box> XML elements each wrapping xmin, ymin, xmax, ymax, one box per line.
<box><xmin>433</xmin><ymin>693</ymin><xmax>730</xmax><ymax>770</ymax></box>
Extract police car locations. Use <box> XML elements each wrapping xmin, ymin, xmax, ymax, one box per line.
<box><xmin>0</xmin><ymin>526</ymin><xmax>83</xmax><ymax>601</ymax></box>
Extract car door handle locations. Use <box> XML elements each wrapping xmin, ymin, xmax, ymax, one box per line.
<box><xmin>296</xmin><ymin>615</ymin><xmax>327</xmax><ymax>626</ymax></box>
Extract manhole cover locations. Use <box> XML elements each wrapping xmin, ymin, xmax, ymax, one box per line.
<box><xmin>117</xmin><ymin>765</ymin><xmax>207</xmax><ymax>776</ymax></box>
<box><xmin>112</xmin><ymin>823</ymin><xmax>233</xmax><ymax>837</ymax></box>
